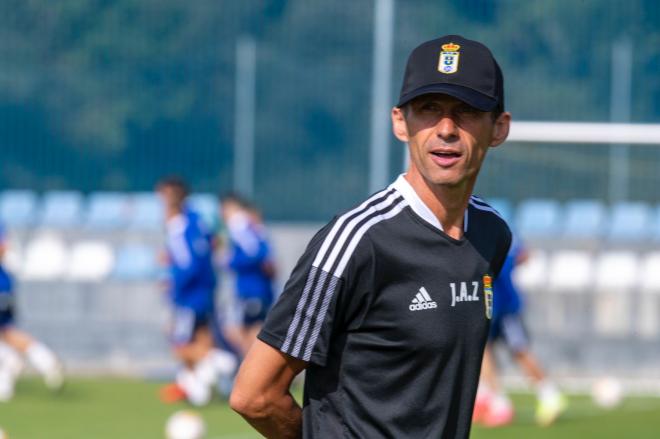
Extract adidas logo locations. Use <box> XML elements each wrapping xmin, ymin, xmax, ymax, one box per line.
<box><xmin>409</xmin><ymin>287</ymin><xmax>438</xmax><ymax>311</ymax></box>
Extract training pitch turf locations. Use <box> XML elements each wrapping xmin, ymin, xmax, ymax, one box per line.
<box><xmin>0</xmin><ymin>377</ymin><xmax>659</xmax><ymax>438</ymax></box>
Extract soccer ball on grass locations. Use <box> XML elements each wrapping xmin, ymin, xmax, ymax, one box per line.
<box><xmin>165</xmin><ymin>410</ymin><xmax>206</xmax><ymax>439</ymax></box>
<box><xmin>590</xmin><ymin>377</ymin><xmax>623</xmax><ymax>409</ymax></box>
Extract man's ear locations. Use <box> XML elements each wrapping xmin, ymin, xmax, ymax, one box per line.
<box><xmin>391</xmin><ymin>107</ymin><xmax>409</xmax><ymax>143</ymax></box>
<box><xmin>490</xmin><ymin>111</ymin><xmax>511</xmax><ymax>148</ymax></box>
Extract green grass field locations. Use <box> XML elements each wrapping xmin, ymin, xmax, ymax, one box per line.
<box><xmin>1</xmin><ymin>377</ymin><xmax>659</xmax><ymax>438</ymax></box>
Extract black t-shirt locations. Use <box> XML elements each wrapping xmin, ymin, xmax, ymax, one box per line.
<box><xmin>259</xmin><ymin>175</ymin><xmax>512</xmax><ymax>439</ymax></box>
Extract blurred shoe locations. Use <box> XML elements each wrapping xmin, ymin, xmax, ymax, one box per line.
<box><xmin>0</xmin><ymin>346</ymin><xmax>24</xmax><ymax>379</ymax></box>
<box><xmin>44</xmin><ymin>359</ymin><xmax>65</xmax><ymax>392</ymax></box>
<box><xmin>482</xmin><ymin>401</ymin><xmax>514</xmax><ymax>427</ymax></box>
<box><xmin>24</xmin><ymin>341</ymin><xmax>64</xmax><ymax>391</ymax></box>
<box><xmin>214</xmin><ymin>349</ymin><xmax>238</xmax><ymax>376</ymax></box>
<box><xmin>0</xmin><ymin>368</ymin><xmax>15</xmax><ymax>402</ymax></box>
<box><xmin>160</xmin><ymin>383</ymin><xmax>187</xmax><ymax>404</ymax></box>
<box><xmin>472</xmin><ymin>384</ymin><xmax>495</xmax><ymax>424</ymax></box>
<box><xmin>216</xmin><ymin>373</ymin><xmax>234</xmax><ymax>400</ymax></box>
<box><xmin>472</xmin><ymin>395</ymin><xmax>490</xmax><ymax>424</ymax></box>
<box><xmin>195</xmin><ymin>349</ymin><xmax>237</xmax><ymax>387</ymax></box>
<box><xmin>177</xmin><ymin>368</ymin><xmax>211</xmax><ymax>406</ymax></box>
<box><xmin>536</xmin><ymin>393</ymin><xmax>568</xmax><ymax>426</ymax></box>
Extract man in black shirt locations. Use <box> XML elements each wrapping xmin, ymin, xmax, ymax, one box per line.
<box><xmin>230</xmin><ymin>35</ymin><xmax>512</xmax><ymax>439</ymax></box>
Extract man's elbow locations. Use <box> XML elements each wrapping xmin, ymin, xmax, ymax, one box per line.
<box><xmin>229</xmin><ymin>388</ymin><xmax>271</xmax><ymax>420</ymax></box>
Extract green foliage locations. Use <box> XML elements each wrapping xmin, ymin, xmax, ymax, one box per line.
<box><xmin>1</xmin><ymin>0</ymin><xmax>247</xmax><ymax>151</ymax></box>
<box><xmin>0</xmin><ymin>1</ymin><xmax>659</xmax><ymax>217</ymax></box>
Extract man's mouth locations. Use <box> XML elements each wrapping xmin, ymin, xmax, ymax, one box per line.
<box><xmin>430</xmin><ymin>150</ymin><xmax>462</xmax><ymax>166</ymax></box>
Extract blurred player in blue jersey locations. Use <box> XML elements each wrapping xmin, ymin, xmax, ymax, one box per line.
<box><xmin>0</xmin><ymin>222</ymin><xmax>63</xmax><ymax>401</ymax></box>
<box><xmin>220</xmin><ymin>193</ymin><xmax>275</xmax><ymax>356</ymax></box>
<box><xmin>156</xmin><ymin>177</ymin><xmax>236</xmax><ymax>406</ymax></box>
<box><xmin>473</xmin><ymin>237</ymin><xmax>566</xmax><ymax>427</ymax></box>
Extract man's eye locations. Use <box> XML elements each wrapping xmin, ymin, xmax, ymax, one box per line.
<box><xmin>456</xmin><ymin>105</ymin><xmax>479</xmax><ymax>115</ymax></box>
<box><xmin>421</xmin><ymin>103</ymin><xmax>441</xmax><ymax>112</ymax></box>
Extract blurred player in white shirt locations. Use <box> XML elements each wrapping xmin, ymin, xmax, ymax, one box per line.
<box><xmin>0</xmin><ymin>222</ymin><xmax>63</xmax><ymax>401</ymax></box>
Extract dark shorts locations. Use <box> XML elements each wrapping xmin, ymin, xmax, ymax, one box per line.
<box><xmin>488</xmin><ymin>313</ymin><xmax>530</xmax><ymax>353</ymax></box>
<box><xmin>170</xmin><ymin>305</ymin><xmax>241</xmax><ymax>357</ymax></box>
<box><xmin>235</xmin><ymin>296</ymin><xmax>272</xmax><ymax>327</ymax></box>
<box><xmin>0</xmin><ymin>293</ymin><xmax>15</xmax><ymax>330</ymax></box>
<box><xmin>170</xmin><ymin>306</ymin><xmax>212</xmax><ymax>346</ymax></box>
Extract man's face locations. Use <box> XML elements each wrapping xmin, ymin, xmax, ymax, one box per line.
<box><xmin>157</xmin><ymin>185</ymin><xmax>183</xmax><ymax>215</ymax></box>
<box><xmin>220</xmin><ymin>199</ymin><xmax>241</xmax><ymax>222</ymax></box>
<box><xmin>392</xmin><ymin>94</ymin><xmax>510</xmax><ymax>189</ymax></box>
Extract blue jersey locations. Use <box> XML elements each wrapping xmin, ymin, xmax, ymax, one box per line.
<box><xmin>0</xmin><ymin>267</ymin><xmax>12</xmax><ymax>294</ymax></box>
<box><xmin>0</xmin><ymin>224</ymin><xmax>13</xmax><ymax>294</ymax></box>
<box><xmin>0</xmin><ymin>223</ymin><xmax>15</xmax><ymax>328</ymax></box>
<box><xmin>492</xmin><ymin>239</ymin><xmax>523</xmax><ymax>318</ymax></box>
<box><xmin>165</xmin><ymin>208</ymin><xmax>217</xmax><ymax>314</ymax></box>
<box><xmin>226</xmin><ymin>213</ymin><xmax>274</xmax><ymax>302</ymax></box>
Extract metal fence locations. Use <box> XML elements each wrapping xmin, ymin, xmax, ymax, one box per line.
<box><xmin>1</xmin><ymin>0</ymin><xmax>659</xmax><ymax>220</ymax></box>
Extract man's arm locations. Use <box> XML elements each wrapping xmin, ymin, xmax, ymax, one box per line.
<box><xmin>230</xmin><ymin>339</ymin><xmax>308</xmax><ymax>439</ymax></box>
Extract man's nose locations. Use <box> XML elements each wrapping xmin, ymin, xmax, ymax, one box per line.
<box><xmin>436</xmin><ymin>115</ymin><xmax>459</xmax><ymax>141</ymax></box>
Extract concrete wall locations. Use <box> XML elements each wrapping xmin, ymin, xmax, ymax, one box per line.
<box><xmin>9</xmin><ymin>224</ymin><xmax>660</xmax><ymax>383</ymax></box>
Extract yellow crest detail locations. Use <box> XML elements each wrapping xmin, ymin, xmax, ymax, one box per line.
<box><xmin>483</xmin><ymin>275</ymin><xmax>493</xmax><ymax>319</ymax></box>
<box><xmin>441</xmin><ymin>43</ymin><xmax>461</xmax><ymax>52</ymax></box>
<box><xmin>438</xmin><ymin>43</ymin><xmax>460</xmax><ymax>74</ymax></box>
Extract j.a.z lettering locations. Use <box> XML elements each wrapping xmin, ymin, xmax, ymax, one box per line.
<box><xmin>450</xmin><ymin>281</ymin><xmax>480</xmax><ymax>307</ymax></box>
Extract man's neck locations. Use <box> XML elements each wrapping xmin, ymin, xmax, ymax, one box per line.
<box><xmin>165</xmin><ymin>207</ymin><xmax>184</xmax><ymax>223</ymax></box>
<box><xmin>403</xmin><ymin>170</ymin><xmax>474</xmax><ymax>240</ymax></box>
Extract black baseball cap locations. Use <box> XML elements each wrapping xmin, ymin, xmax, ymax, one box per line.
<box><xmin>397</xmin><ymin>35</ymin><xmax>504</xmax><ymax>112</ymax></box>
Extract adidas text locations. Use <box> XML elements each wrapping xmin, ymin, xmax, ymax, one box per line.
<box><xmin>409</xmin><ymin>301</ymin><xmax>438</xmax><ymax>311</ymax></box>
<box><xmin>409</xmin><ymin>287</ymin><xmax>438</xmax><ymax>312</ymax></box>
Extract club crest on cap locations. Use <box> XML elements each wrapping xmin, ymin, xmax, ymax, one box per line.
<box><xmin>438</xmin><ymin>42</ymin><xmax>460</xmax><ymax>74</ymax></box>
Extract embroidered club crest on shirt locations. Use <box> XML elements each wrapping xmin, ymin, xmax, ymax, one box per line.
<box><xmin>483</xmin><ymin>274</ymin><xmax>493</xmax><ymax>319</ymax></box>
<box><xmin>438</xmin><ymin>42</ymin><xmax>460</xmax><ymax>74</ymax></box>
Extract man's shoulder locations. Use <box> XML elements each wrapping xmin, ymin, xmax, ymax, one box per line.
<box><xmin>307</xmin><ymin>188</ymin><xmax>407</xmax><ymax>272</ymax></box>
<box><xmin>334</xmin><ymin>186</ymin><xmax>406</xmax><ymax>229</ymax></box>
<box><xmin>467</xmin><ymin>196</ymin><xmax>513</xmax><ymax>266</ymax></box>
<box><xmin>468</xmin><ymin>195</ymin><xmax>511</xmax><ymax>234</ymax></box>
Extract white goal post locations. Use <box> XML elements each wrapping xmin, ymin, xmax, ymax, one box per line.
<box><xmin>508</xmin><ymin>122</ymin><xmax>660</xmax><ymax>145</ymax></box>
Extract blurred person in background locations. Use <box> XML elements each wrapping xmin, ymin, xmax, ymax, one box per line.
<box><xmin>0</xmin><ymin>222</ymin><xmax>63</xmax><ymax>401</ymax></box>
<box><xmin>219</xmin><ymin>193</ymin><xmax>276</xmax><ymax>357</ymax></box>
<box><xmin>473</xmin><ymin>237</ymin><xmax>567</xmax><ymax>427</ymax></box>
<box><xmin>156</xmin><ymin>176</ymin><xmax>236</xmax><ymax>406</ymax></box>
